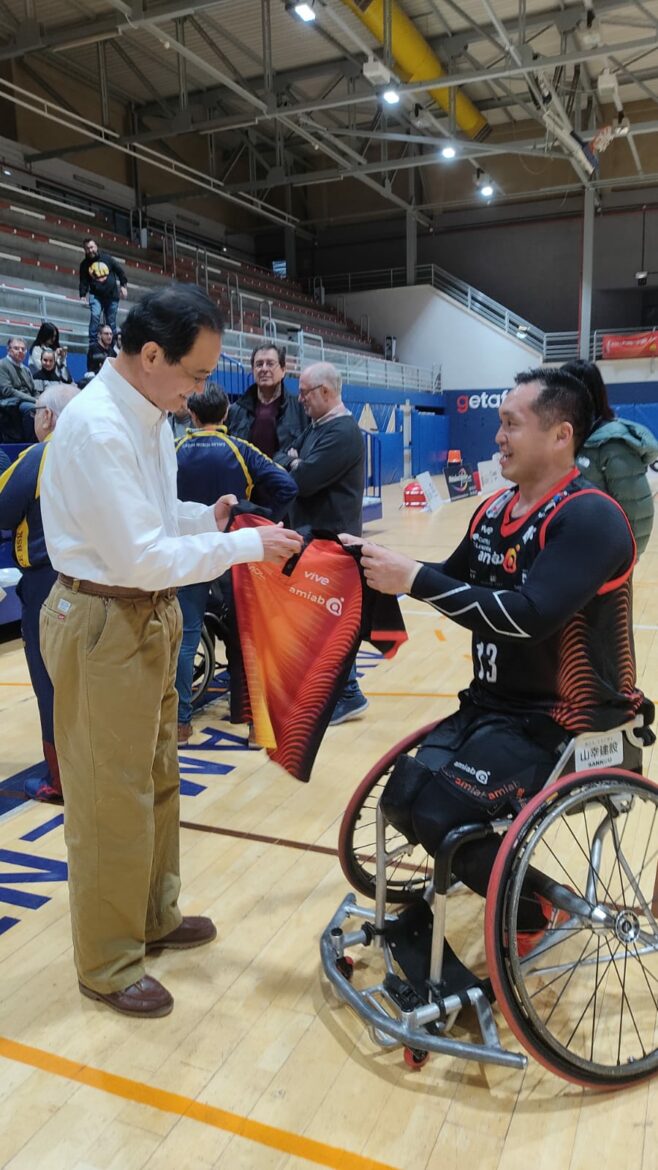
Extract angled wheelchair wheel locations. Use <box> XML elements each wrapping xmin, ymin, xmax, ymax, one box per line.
<box><xmin>485</xmin><ymin>769</ymin><xmax>658</xmax><ymax>1089</ymax></box>
<box><xmin>191</xmin><ymin>623</ymin><xmax>215</xmax><ymax>711</ymax></box>
<box><xmin>338</xmin><ymin>722</ymin><xmax>438</xmax><ymax>903</ymax></box>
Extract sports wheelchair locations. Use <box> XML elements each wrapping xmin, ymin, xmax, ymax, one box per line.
<box><xmin>320</xmin><ymin>708</ymin><xmax>658</xmax><ymax>1088</ymax></box>
<box><xmin>190</xmin><ymin>582</ymin><xmax>232</xmax><ymax>711</ymax></box>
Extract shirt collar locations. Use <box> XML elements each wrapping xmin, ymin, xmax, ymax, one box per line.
<box><xmin>99</xmin><ymin>359</ymin><xmax>165</xmax><ymax>428</ymax></box>
<box><xmin>314</xmin><ymin>401</ymin><xmax>350</xmax><ymax>427</ymax></box>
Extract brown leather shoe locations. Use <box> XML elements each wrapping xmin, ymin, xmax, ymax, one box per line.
<box><xmin>177</xmin><ymin>721</ymin><xmax>192</xmax><ymax>746</ymax></box>
<box><xmin>79</xmin><ymin>975</ymin><xmax>173</xmax><ymax>1018</ymax></box>
<box><xmin>146</xmin><ymin>915</ymin><xmax>217</xmax><ymax>952</ymax></box>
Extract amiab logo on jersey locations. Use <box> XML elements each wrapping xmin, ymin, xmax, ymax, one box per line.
<box><xmin>503</xmin><ymin>545</ymin><xmax>520</xmax><ymax>573</ymax></box>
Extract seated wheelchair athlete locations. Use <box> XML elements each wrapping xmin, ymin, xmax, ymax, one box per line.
<box><xmin>346</xmin><ymin>367</ymin><xmax>648</xmax><ymax>940</ymax></box>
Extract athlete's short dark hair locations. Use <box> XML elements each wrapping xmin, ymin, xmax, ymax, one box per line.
<box><xmin>187</xmin><ymin>383</ymin><xmax>229</xmax><ymax>424</ymax></box>
<box><xmin>251</xmin><ymin>342</ymin><xmax>286</xmax><ymax>370</ymax></box>
<box><xmin>514</xmin><ymin>366</ymin><xmax>594</xmax><ymax>452</ymax></box>
<box><xmin>120</xmin><ymin>284</ymin><xmax>224</xmax><ymax>365</ymax></box>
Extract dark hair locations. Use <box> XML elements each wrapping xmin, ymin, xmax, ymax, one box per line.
<box><xmin>83</xmin><ymin>237</ymin><xmax>97</xmax><ymax>247</ymax></box>
<box><xmin>560</xmin><ymin>359</ymin><xmax>615</xmax><ymax>422</ymax></box>
<box><xmin>251</xmin><ymin>342</ymin><xmax>286</xmax><ymax>370</ymax></box>
<box><xmin>31</xmin><ymin>321</ymin><xmax>60</xmax><ymax>352</ymax></box>
<box><xmin>120</xmin><ymin>284</ymin><xmax>224</xmax><ymax>364</ymax></box>
<box><xmin>187</xmin><ymin>383</ymin><xmax>229</xmax><ymax>425</ymax></box>
<box><xmin>514</xmin><ymin>367</ymin><xmax>594</xmax><ymax>452</ymax></box>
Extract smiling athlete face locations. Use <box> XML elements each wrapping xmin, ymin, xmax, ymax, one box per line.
<box><xmin>495</xmin><ymin>381</ymin><xmax>570</xmax><ymax>487</ymax></box>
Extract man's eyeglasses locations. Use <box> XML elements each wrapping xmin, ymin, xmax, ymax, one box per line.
<box><xmin>299</xmin><ymin>384</ymin><xmax>324</xmax><ymax>399</ymax></box>
<box><xmin>254</xmin><ymin>359</ymin><xmax>281</xmax><ymax>370</ymax></box>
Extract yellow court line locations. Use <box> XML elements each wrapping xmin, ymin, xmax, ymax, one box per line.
<box><xmin>0</xmin><ymin>682</ymin><xmax>32</xmax><ymax>686</ymax></box>
<box><xmin>0</xmin><ymin>1036</ymin><xmax>398</xmax><ymax>1170</ymax></box>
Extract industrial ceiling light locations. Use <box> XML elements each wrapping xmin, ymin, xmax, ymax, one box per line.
<box><xmin>475</xmin><ymin>168</ymin><xmax>494</xmax><ymax>198</ymax></box>
<box><xmin>291</xmin><ymin>2</ymin><xmax>316</xmax><ymax>21</ymax></box>
<box><xmin>382</xmin><ymin>88</ymin><xmax>400</xmax><ymax>105</ymax></box>
<box><xmin>441</xmin><ymin>145</ymin><xmax>456</xmax><ymax>160</ymax></box>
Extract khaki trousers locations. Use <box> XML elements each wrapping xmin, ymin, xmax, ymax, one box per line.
<box><xmin>40</xmin><ymin>580</ymin><xmax>183</xmax><ymax>993</ymax></box>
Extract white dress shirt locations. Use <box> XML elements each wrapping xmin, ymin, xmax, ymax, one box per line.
<box><xmin>41</xmin><ymin>360</ymin><xmax>263</xmax><ymax>589</ymax></box>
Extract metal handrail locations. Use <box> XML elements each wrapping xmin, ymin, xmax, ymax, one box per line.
<box><xmin>0</xmin><ymin>282</ymin><xmax>438</xmax><ymax>391</ymax></box>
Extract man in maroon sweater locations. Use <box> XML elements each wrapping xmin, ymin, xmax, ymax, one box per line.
<box><xmin>227</xmin><ymin>344</ymin><xmax>306</xmax><ymax>465</ymax></box>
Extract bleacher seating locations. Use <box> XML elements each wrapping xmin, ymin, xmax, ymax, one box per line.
<box><xmin>0</xmin><ymin>187</ymin><xmax>382</xmax><ymax>358</ymax></box>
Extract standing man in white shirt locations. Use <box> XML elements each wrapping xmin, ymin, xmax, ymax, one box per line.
<box><xmin>40</xmin><ymin>284</ymin><xmax>303</xmax><ymax>1019</ymax></box>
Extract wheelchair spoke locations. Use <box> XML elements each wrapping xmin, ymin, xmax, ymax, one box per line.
<box><xmin>492</xmin><ymin>775</ymin><xmax>658</xmax><ymax>1083</ymax></box>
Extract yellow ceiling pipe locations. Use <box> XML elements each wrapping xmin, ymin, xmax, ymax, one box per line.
<box><xmin>340</xmin><ymin>0</ymin><xmax>489</xmax><ymax>140</ymax></box>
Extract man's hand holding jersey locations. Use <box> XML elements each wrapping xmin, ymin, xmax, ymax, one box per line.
<box><xmin>360</xmin><ymin>542</ymin><xmax>421</xmax><ymax>595</ymax></box>
<box><xmin>260</xmin><ymin>526</ymin><xmax>304</xmax><ymax>564</ymax></box>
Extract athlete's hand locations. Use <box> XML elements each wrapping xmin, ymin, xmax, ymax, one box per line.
<box><xmin>214</xmin><ymin>493</ymin><xmax>239</xmax><ymax>531</ymax></box>
<box><xmin>120</xmin><ymin>286</ymin><xmax>128</xmax><ymax>299</ymax></box>
<box><xmin>360</xmin><ymin>541</ymin><xmax>421</xmax><ymax>595</ymax></box>
<box><xmin>260</xmin><ymin>526</ymin><xmax>304</xmax><ymax>564</ymax></box>
<box><xmin>338</xmin><ymin>533</ymin><xmax>364</xmax><ymax>547</ymax></box>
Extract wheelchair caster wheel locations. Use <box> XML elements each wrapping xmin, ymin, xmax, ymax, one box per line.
<box><xmin>403</xmin><ymin>1047</ymin><xmax>429</xmax><ymax>1070</ymax></box>
<box><xmin>336</xmin><ymin>956</ymin><xmax>354</xmax><ymax>981</ymax></box>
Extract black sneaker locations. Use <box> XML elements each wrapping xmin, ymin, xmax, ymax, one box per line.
<box><xmin>329</xmin><ymin>694</ymin><xmax>369</xmax><ymax>726</ymax></box>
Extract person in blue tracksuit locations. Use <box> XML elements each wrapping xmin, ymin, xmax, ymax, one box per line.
<box><xmin>174</xmin><ymin>382</ymin><xmax>298</xmax><ymax>742</ymax></box>
<box><xmin>0</xmin><ymin>382</ymin><xmax>78</xmax><ymax>801</ymax></box>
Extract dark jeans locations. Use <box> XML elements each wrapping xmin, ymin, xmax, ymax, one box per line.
<box><xmin>17</xmin><ymin>564</ymin><xmax>57</xmax><ymax>747</ymax></box>
<box><xmin>175</xmin><ymin>581</ymin><xmax>211</xmax><ymax>724</ymax></box>
<box><xmin>88</xmin><ymin>294</ymin><xmax>119</xmax><ymax>345</ymax></box>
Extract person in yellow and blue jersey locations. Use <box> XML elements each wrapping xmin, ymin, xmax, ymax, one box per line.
<box><xmin>174</xmin><ymin>382</ymin><xmax>298</xmax><ymax>743</ymax></box>
<box><xmin>0</xmin><ymin>383</ymin><xmax>78</xmax><ymax>801</ymax></box>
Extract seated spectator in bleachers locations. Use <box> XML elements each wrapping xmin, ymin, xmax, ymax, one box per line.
<box><xmin>33</xmin><ymin>348</ymin><xmax>70</xmax><ymax>395</ymax></box>
<box><xmin>174</xmin><ymin>382</ymin><xmax>298</xmax><ymax>744</ymax></box>
<box><xmin>228</xmin><ymin>343</ymin><xmax>306</xmax><ymax>467</ymax></box>
<box><xmin>87</xmin><ymin>324</ymin><xmax>118</xmax><ymax>375</ymax></box>
<box><xmin>0</xmin><ymin>382</ymin><xmax>78</xmax><ymax>802</ymax></box>
<box><xmin>79</xmin><ymin>237</ymin><xmax>128</xmax><ymax>346</ymax></box>
<box><xmin>0</xmin><ymin>336</ymin><xmax>37</xmax><ymax>442</ymax></box>
<box><xmin>28</xmin><ymin>322</ymin><xmax>71</xmax><ymax>384</ymax></box>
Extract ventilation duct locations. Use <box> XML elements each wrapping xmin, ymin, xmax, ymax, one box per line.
<box><xmin>340</xmin><ymin>0</ymin><xmax>489</xmax><ymax>140</ymax></box>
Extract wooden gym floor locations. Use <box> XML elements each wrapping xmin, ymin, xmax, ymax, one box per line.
<box><xmin>0</xmin><ymin>480</ymin><xmax>657</xmax><ymax>1170</ymax></box>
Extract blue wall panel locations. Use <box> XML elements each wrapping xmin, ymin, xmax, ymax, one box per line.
<box><xmin>444</xmin><ymin>384</ymin><xmax>658</xmax><ymax>467</ymax></box>
<box><xmin>411</xmin><ymin>411</ymin><xmax>450</xmax><ymax>476</ymax></box>
<box><xmin>379</xmin><ymin>432</ymin><xmax>404</xmax><ymax>484</ymax></box>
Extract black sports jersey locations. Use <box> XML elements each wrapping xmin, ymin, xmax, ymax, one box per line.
<box><xmin>410</xmin><ymin>468</ymin><xmax>642</xmax><ymax>732</ymax></box>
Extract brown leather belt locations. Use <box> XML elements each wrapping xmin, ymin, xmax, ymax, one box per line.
<box><xmin>58</xmin><ymin>574</ymin><xmax>177</xmax><ymax>602</ymax></box>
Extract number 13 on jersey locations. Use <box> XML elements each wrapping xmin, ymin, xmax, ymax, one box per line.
<box><xmin>476</xmin><ymin>641</ymin><xmax>498</xmax><ymax>683</ymax></box>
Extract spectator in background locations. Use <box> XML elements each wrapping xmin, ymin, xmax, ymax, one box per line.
<box><xmin>28</xmin><ymin>322</ymin><xmax>71</xmax><ymax>384</ymax></box>
<box><xmin>0</xmin><ymin>382</ymin><xmax>78</xmax><ymax>802</ymax></box>
<box><xmin>174</xmin><ymin>382</ymin><xmax>298</xmax><ymax>743</ymax></box>
<box><xmin>79</xmin><ymin>237</ymin><xmax>128</xmax><ymax>346</ymax></box>
<box><xmin>29</xmin><ymin>322</ymin><xmax>59</xmax><ymax>373</ymax></box>
<box><xmin>0</xmin><ymin>336</ymin><xmax>37</xmax><ymax>441</ymax></box>
<box><xmin>33</xmin><ymin>348</ymin><xmax>65</xmax><ymax>396</ymax></box>
<box><xmin>87</xmin><ymin>324</ymin><xmax>117</xmax><ymax>375</ymax></box>
<box><xmin>228</xmin><ymin>343</ymin><xmax>306</xmax><ymax>466</ymax></box>
<box><xmin>288</xmin><ymin>361</ymin><xmax>368</xmax><ymax>725</ymax></box>
<box><xmin>562</xmin><ymin>359</ymin><xmax>658</xmax><ymax>556</ymax></box>
<box><xmin>169</xmin><ymin>403</ymin><xmax>192</xmax><ymax>440</ymax></box>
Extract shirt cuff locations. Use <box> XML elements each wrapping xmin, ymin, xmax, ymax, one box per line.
<box><xmin>223</xmin><ymin>527</ymin><xmax>264</xmax><ymax>565</ymax></box>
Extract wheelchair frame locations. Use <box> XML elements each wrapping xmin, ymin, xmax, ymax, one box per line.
<box><xmin>321</xmin><ymin>716</ymin><xmax>658</xmax><ymax>1086</ymax></box>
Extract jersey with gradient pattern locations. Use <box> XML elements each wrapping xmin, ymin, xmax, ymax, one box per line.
<box><xmin>410</xmin><ymin>468</ymin><xmax>642</xmax><ymax>732</ymax></box>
